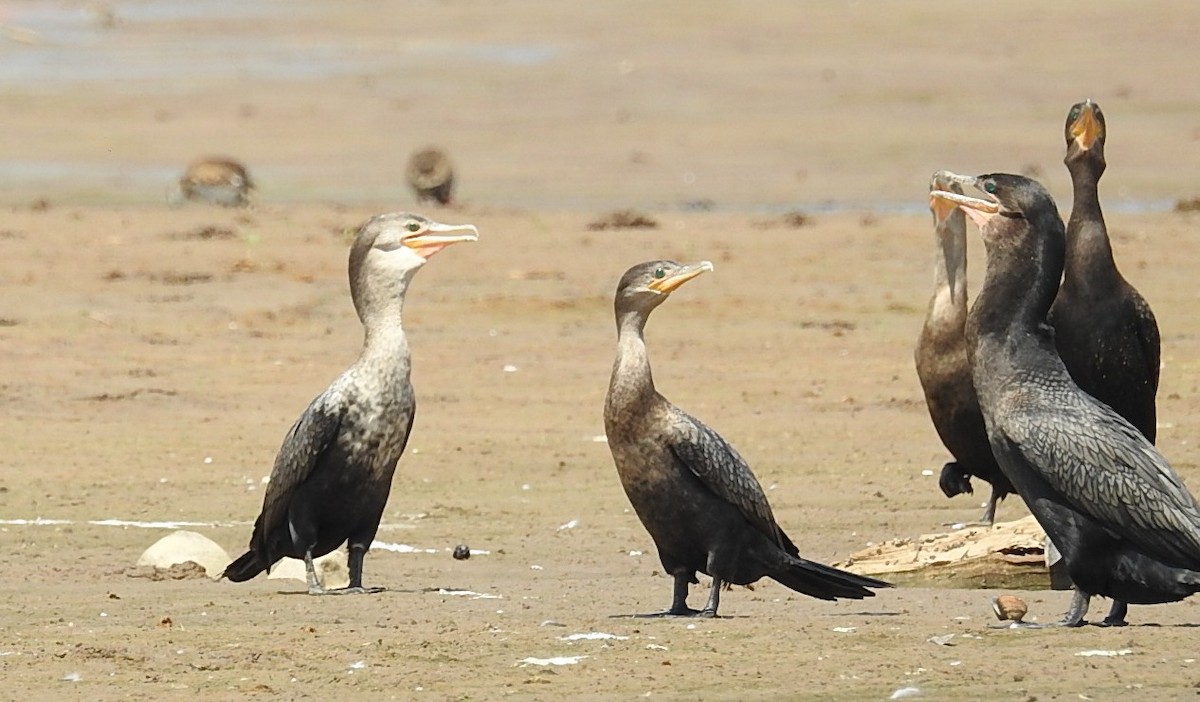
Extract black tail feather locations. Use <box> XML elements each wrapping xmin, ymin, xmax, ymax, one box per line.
<box><xmin>222</xmin><ymin>550</ymin><xmax>266</xmax><ymax>582</ymax></box>
<box><xmin>771</xmin><ymin>556</ymin><xmax>893</xmax><ymax>601</ymax></box>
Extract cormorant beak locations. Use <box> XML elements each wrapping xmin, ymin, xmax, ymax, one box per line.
<box><xmin>928</xmin><ymin>173</ymin><xmax>963</xmax><ymax>225</ymax></box>
<box><xmin>647</xmin><ymin>261</ymin><xmax>714</xmax><ymax>293</ymax></box>
<box><xmin>1069</xmin><ymin>100</ymin><xmax>1103</xmax><ymax>151</ymax></box>
<box><xmin>929</xmin><ymin>171</ymin><xmax>1000</xmax><ymax>228</ymax></box>
<box><xmin>404</xmin><ymin>221</ymin><xmax>479</xmax><ymax>259</ymax></box>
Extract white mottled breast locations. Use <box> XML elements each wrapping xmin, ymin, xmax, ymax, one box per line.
<box><xmin>333</xmin><ymin>358</ymin><xmax>415</xmax><ymax>476</ymax></box>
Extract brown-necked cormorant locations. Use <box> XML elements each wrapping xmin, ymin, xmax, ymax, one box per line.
<box><xmin>223</xmin><ymin>212</ymin><xmax>478</xmax><ymax>594</ymax></box>
<box><xmin>1048</xmin><ymin>99</ymin><xmax>1160</xmax><ymax>443</ymax></box>
<box><xmin>932</xmin><ymin>173</ymin><xmax>1200</xmax><ymax>626</ymax></box>
<box><xmin>604</xmin><ymin>260</ymin><xmax>891</xmax><ymax>617</ymax></box>
<box><xmin>915</xmin><ymin>172</ymin><xmax>1014</xmax><ymax>524</ymax></box>
<box><xmin>406</xmin><ymin>147</ymin><xmax>455</xmax><ymax>206</ymax></box>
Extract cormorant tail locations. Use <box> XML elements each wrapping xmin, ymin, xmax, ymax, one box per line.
<box><xmin>770</xmin><ymin>557</ymin><xmax>892</xmax><ymax>601</ymax></box>
<box><xmin>221</xmin><ymin>550</ymin><xmax>266</xmax><ymax>582</ymax></box>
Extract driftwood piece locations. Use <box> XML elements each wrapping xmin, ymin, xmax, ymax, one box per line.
<box><xmin>835</xmin><ymin>515</ymin><xmax>1051</xmax><ymax>589</ymax></box>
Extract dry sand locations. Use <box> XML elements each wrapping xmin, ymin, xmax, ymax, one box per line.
<box><xmin>4</xmin><ymin>1</ymin><xmax>1200</xmax><ymax>700</ymax></box>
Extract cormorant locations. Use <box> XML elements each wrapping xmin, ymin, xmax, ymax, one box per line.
<box><xmin>1048</xmin><ymin>99</ymin><xmax>1160</xmax><ymax>442</ymax></box>
<box><xmin>603</xmin><ymin>260</ymin><xmax>891</xmax><ymax>617</ymax></box>
<box><xmin>915</xmin><ymin>172</ymin><xmax>1014</xmax><ymax>524</ymax></box>
<box><xmin>406</xmin><ymin>147</ymin><xmax>455</xmax><ymax>206</ymax></box>
<box><xmin>932</xmin><ymin>172</ymin><xmax>1200</xmax><ymax>626</ymax></box>
<box><xmin>170</xmin><ymin>157</ymin><xmax>255</xmax><ymax>207</ymax></box>
<box><xmin>223</xmin><ymin>212</ymin><xmax>479</xmax><ymax>594</ymax></box>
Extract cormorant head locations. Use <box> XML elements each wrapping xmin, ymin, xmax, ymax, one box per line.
<box><xmin>928</xmin><ymin>171</ymin><xmax>964</xmax><ymax>228</ymax></box>
<box><xmin>930</xmin><ymin>171</ymin><xmax>1065</xmax><ymax>259</ymax></box>
<box><xmin>613</xmin><ymin>260</ymin><xmax>714</xmax><ymax>320</ymax></box>
<box><xmin>1064</xmin><ymin>99</ymin><xmax>1106</xmax><ymax>174</ymax></box>
<box><xmin>348</xmin><ymin>212</ymin><xmax>478</xmax><ymax>316</ymax></box>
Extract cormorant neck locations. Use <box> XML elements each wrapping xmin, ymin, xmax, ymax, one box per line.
<box><xmin>1064</xmin><ymin>159</ymin><xmax>1119</xmax><ymax>285</ymax></box>
<box><xmin>609</xmin><ymin>310</ymin><xmax>657</xmax><ymax>409</ymax></box>
<box><xmin>929</xmin><ymin>222</ymin><xmax>968</xmax><ymax>325</ymax></box>
<box><xmin>356</xmin><ymin>275</ymin><xmax>414</xmax><ymax>357</ymax></box>
<box><xmin>969</xmin><ymin>219</ymin><xmax>1065</xmax><ymax>346</ymax></box>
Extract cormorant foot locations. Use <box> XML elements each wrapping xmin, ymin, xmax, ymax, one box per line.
<box><xmin>317</xmin><ymin>586</ymin><xmax>387</xmax><ymax>596</ymax></box>
<box><xmin>1099</xmin><ymin>617</ymin><xmax>1128</xmax><ymax>628</ymax></box>
<box><xmin>988</xmin><ymin>621</ymin><xmax>1044</xmax><ymax>629</ymax></box>
<box><xmin>1053</xmin><ymin>617</ymin><xmax>1088</xmax><ymax>628</ymax></box>
<box><xmin>943</xmin><ymin>519</ymin><xmax>995</xmax><ymax>529</ymax></box>
<box><xmin>938</xmin><ymin>463</ymin><xmax>973</xmax><ymax>498</ymax></box>
<box><xmin>635</xmin><ymin>607</ymin><xmax>710</xmax><ymax>618</ymax></box>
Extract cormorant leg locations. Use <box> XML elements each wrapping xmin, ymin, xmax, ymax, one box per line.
<box><xmin>979</xmin><ymin>484</ymin><xmax>1001</xmax><ymax>526</ymax></box>
<box><xmin>698</xmin><ymin>577</ymin><xmax>721</xmax><ymax>618</ymax></box>
<box><xmin>634</xmin><ymin>574</ymin><xmax>701</xmax><ymax>617</ymax></box>
<box><xmin>327</xmin><ymin>542</ymin><xmax>386</xmax><ymax>595</ymax></box>
<box><xmin>1100</xmin><ymin>600</ymin><xmax>1129</xmax><ymax>627</ymax></box>
<box><xmin>1056</xmin><ymin>588</ymin><xmax>1092</xmax><ymax>627</ymax></box>
<box><xmin>304</xmin><ymin>549</ymin><xmax>326</xmax><ymax>595</ymax></box>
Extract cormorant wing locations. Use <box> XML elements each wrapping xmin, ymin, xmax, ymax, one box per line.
<box><xmin>666</xmin><ymin>408</ymin><xmax>784</xmax><ymax>546</ymax></box>
<box><xmin>255</xmin><ymin>394</ymin><xmax>344</xmax><ymax>556</ymax></box>
<box><xmin>1005</xmin><ymin>394</ymin><xmax>1200</xmax><ymax>566</ymax></box>
<box><xmin>1131</xmin><ymin>292</ymin><xmax>1162</xmax><ymax>390</ymax></box>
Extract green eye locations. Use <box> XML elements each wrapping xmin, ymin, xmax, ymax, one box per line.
<box><xmin>406</xmin><ymin>221</ymin><xmax>421</xmax><ymax>233</ymax></box>
<box><xmin>1069</xmin><ymin>107</ymin><xmax>1081</xmax><ymax>121</ymax></box>
<box><xmin>653</xmin><ymin>267</ymin><xmax>666</xmax><ymax>279</ymax></box>
<box><xmin>984</xmin><ymin>181</ymin><xmax>997</xmax><ymax>194</ymax></box>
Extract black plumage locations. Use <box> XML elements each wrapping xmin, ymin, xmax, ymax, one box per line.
<box><xmin>223</xmin><ymin>212</ymin><xmax>478</xmax><ymax>594</ymax></box>
<box><xmin>932</xmin><ymin>172</ymin><xmax>1200</xmax><ymax>626</ymax></box>
<box><xmin>915</xmin><ymin>173</ymin><xmax>1014</xmax><ymax>524</ymax></box>
<box><xmin>603</xmin><ymin>260</ymin><xmax>890</xmax><ymax>617</ymax></box>
<box><xmin>1048</xmin><ymin>99</ymin><xmax>1160</xmax><ymax>444</ymax></box>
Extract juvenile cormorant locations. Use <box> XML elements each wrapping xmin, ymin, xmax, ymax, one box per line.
<box><xmin>932</xmin><ymin>173</ymin><xmax>1200</xmax><ymax>626</ymax></box>
<box><xmin>406</xmin><ymin>147</ymin><xmax>455</xmax><ymax>206</ymax></box>
<box><xmin>1048</xmin><ymin>99</ymin><xmax>1160</xmax><ymax>443</ymax></box>
<box><xmin>915</xmin><ymin>173</ymin><xmax>1014</xmax><ymax>524</ymax></box>
<box><xmin>171</xmin><ymin>157</ymin><xmax>255</xmax><ymax>207</ymax></box>
<box><xmin>223</xmin><ymin>212</ymin><xmax>479</xmax><ymax>594</ymax></box>
<box><xmin>604</xmin><ymin>260</ymin><xmax>891</xmax><ymax>617</ymax></box>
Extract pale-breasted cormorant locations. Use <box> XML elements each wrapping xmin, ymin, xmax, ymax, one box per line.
<box><xmin>915</xmin><ymin>172</ymin><xmax>1014</xmax><ymax>524</ymax></box>
<box><xmin>604</xmin><ymin>260</ymin><xmax>891</xmax><ymax>617</ymax></box>
<box><xmin>223</xmin><ymin>212</ymin><xmax>478</xmax><ymax>594</ymax></box>
<box><xmin>932</xmin><ymin>172</ymin><xmax>1200</xmax><ymax>626</ymax></box>
<box><xmin>1048</xmin><ymin>99</ymin><xmax>1160</xmax><ymax>443</ymax></box>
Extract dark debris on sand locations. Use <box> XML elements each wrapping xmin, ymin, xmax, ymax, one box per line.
<box><xmin>586</xmin><ymin>210</ymin><xmax>659</xmax><ymax>231</ymax></box>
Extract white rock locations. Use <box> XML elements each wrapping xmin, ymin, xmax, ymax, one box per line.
<box><xmin>136</xmin><ymin>530</ymin><xmax>231</xmax><ymax>578</ymax></box>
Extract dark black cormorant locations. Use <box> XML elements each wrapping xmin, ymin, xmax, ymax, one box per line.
<box><xmin>915</xmin><ymin>172</ymin><xmax>1014</xmax><ymax>524</ymax></box>
<box><xmin>171</xmin><ymin>157</ymin><xmax>255</xmax><ymax>207</ymax></box>
<box><xmin>932</xmin><ymin>173</ymin><xmax>1200</xmax><ymax>626</ymax></box>
<box><xmin>1048</xmin><ymin>99</ymin><xmax>1161</xmax><ymax>443</ymax></box>
<box><xmin>603</xmin><ymin>260</ymin><xmax>891</xmax><ymax>617</ymax></box>
<box><xmin>223</xmin><ymin>212</ymin><xmax>479</xmax><ymax>594</ymax></box>
<box><xmin>406</xmin><ymin>147</ymin><xmax>455</xmax><ymax>206</ymax></box>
